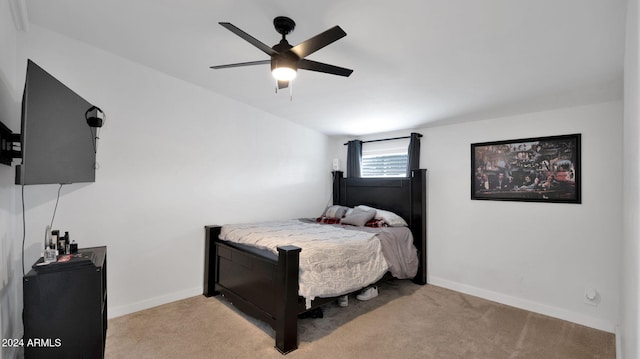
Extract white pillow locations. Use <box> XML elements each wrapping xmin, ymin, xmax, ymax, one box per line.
<box><xmin>356</xmin><ymin>205</ymin><xmax>408</xmax><ymax>227</ymax></box>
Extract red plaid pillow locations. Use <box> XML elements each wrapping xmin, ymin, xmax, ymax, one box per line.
<box><xmin>365</xmin><ymin>218</ymin><xmax>387</xmax><ymax>228</ymax></box>
<box><xmin>316</xmin><ymin>217</ymin><xmax>342</xmax><ymax>224</ymax></box>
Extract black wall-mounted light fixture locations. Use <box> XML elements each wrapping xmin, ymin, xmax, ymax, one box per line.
<box><xmin>85</xmin><ymin>106</ymin><xmax>105</xmax><ymax>128</ymax></box>
<box><xmin>85</xmin><ymin>106</ymin><xmax>105</xmax><ymax>155</ymax></box>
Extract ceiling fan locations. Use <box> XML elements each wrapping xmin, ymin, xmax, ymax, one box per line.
<box><xmin>210</xmin><ymin>16</ymin><xmax>353</xmax><ymax>90</ymax></box>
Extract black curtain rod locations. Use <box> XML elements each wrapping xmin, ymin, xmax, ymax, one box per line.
<box><xmin>343</xmin><ymin>133</ymin><xmax>422</xmax><ymax>146</ymax></box>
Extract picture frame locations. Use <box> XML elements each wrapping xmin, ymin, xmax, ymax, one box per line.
<box><xmin>471</xmin><ymin>134</ymin><xmax>581</xmax><ymax>203</ymax></box>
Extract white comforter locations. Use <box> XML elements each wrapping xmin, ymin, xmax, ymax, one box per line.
<box><xmin>220</xmin><ymin>219</ymin><xmax>390</xmax><ymax>305</ymax></box>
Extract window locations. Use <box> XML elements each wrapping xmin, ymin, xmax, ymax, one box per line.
<box><xmin>360</xmin><ymin>139</ymin><xmax>409</xmax><ymax>178</ymax></box>
<box><xmin>361</xmin><ymin>153</ymin><xmax>408</xmax><ymax>177</ymax></box>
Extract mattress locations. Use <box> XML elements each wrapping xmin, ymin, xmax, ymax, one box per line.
<box><xmin>219</xmin><ymin>219</ymin><xmax>418</xmax><ymax>306</ymax></box>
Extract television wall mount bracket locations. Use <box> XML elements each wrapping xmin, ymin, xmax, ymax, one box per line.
<box><xmin>0</xmin><ymin>120</ymin><xmax>22</xmax><ymax>166</ymax></box>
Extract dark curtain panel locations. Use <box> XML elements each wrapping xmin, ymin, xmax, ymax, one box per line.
<box><xmin>407</xmin><ymin>132</ymin><xmax>421</xmax><ymax>177</ymax></box>
<box><xmin>346</xmin><ymin>140</ymin><xmax>363</xmax><ymax>178</ymax></box>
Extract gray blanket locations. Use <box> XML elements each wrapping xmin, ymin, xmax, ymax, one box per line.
<box><xmin>375</xmin><ymin>227</ymin><xmax>419</xmax><ymax>279</ymax></box>
<box><xmin>300</xmin><ymin>218</ymin><xmax>419</xmax><ymax>279</ymax></box>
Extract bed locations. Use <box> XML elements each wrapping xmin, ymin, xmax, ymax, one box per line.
<box><xmin>203</xmin><ymin>169</ymin><xmax>427</xmax><ymax>354</ymax></box>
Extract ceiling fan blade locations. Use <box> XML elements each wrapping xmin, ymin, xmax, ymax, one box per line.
<box><xmin>210</xmin><ymin>60</ymin><xmax>271</xmax><ymax>69</ymax></box>
<box><xmin>278</xmin><ymin>80</ymin><xmax>289</xmax><ymax>89</ymax></box>
<box><xmin>298</xmin><ymin>59</ymin><xmax>353</xmax><ymax>77</ymax></box>
<box><xmin>290</xmin><ymin>26</ymin><xmax>347</xmax><ymax>59</ymax></box>
<box><xmin>219</xmin><ymin>22</ymin><xmax>279</xmax><ymax>56</ymax></box>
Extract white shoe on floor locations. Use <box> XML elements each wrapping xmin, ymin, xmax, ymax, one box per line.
<box><xmin>337</xmin><ymin>295</ymin><xmax>348</xmax><ymax>307</ymax></box>
<box><xmin>356</xmin><ymin>286</ymin><xmax>378</xmax><ymax>301</ymax></box>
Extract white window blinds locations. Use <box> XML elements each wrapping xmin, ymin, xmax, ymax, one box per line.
<box><xmin>360</xmin><ymin>138</ymin><xmax>409</xmax><ymax>178</ymax></box>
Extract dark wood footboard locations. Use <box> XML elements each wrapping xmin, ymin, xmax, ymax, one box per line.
<box><xmin>204</xmin><ymin>225</ymin><xmax>301</xmax><ymax>354</ymax></box>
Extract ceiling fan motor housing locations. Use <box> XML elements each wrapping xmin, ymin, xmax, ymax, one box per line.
<box><xmin>271</xmin><ymin>39</ymin><xmax>299</xmax><ymax>72</ymax></box>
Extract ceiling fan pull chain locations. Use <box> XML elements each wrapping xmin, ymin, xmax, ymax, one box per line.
<box><xmin>290</xmin><ymin>81</ymin><xmax>293</xmax><ymax>101</ymax></box>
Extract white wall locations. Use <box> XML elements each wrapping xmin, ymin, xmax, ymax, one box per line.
<box><xmin>7</xmin><ymin>24</ymin><xmax>333</xmax><ymax>321</ymax></box>
<box><xmin>0</xmin><ymin>2</ymin><xmax>21</xmax><ymax>359</ymax></box>
<box><xmin>330</xmin><ymin>101</ymin><xmax>623</xmax><ymax>333</ymax></box>
<box><xmin>427</xmin><ymin>102</ymin><xmax>622</xmax><ymax>332</ymax></box>
<box><xmin>621</xmin><ymin>0</ymin><xmax>640</xmax><ymax>357</ymax></box>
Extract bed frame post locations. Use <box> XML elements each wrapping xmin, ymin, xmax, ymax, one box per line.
<box><xmin>203</xmin><ymin>225</ymin><xmax>221</xmax><ymax>297</ymax></box>
<box><xmin>332</xmin><ymin>170</ymin><xmax>344</xmax><ymax>204</ymax></box>
<box><xmin>274</xmin><ymin>245</ymin><xmax>302</xmax><ymax>354</ymax></box>
<box><xmin>410</xmin><ymin>169</ymin><xmax>428</xmax><ymax>285</ymax></box>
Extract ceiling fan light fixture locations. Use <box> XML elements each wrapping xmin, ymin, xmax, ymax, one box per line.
<box><xmin>212</xmin><ymin>16</ymin><xmax>353</xmax><ymax>90</ymax></box>
<box><xmin>272</xmin><ymin>66</ymin><xmax>297</xmax><ymax>81</ymax></box>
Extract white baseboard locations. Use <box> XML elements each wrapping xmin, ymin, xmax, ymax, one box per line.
<box><xmin>429</xmin><ymin>276</ymin><xmax>615</xmax><ymax>333</ymax></box>
<box><xmin>108</xmin><ymin>286</ymin><xmax>202</xmax><ymax>319</ymax></box>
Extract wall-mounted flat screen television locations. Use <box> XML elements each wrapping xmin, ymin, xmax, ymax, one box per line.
<box><xmin>16</xmin><ymin>60</ymin><xmax>97</xmax><ymax>185</ymax></box>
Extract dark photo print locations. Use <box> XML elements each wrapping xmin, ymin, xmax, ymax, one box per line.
<box><xmin>471</xmin><ymin>134</ymin><xmax>581</xmax><ymax>203</ymax></box>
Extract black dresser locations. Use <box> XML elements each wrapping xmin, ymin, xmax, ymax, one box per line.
<box><xmin>23</xmin><ymin>246</ymin><xmax>107</xmax><ymax>359</ymax></box>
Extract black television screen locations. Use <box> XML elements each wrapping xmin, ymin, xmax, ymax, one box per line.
<box><xmin>17</xmin><ymin>60</ymin><xmax>96</xmax><ymax>185</ymax></box>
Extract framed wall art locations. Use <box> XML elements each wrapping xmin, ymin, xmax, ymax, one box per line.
<box><xmin>471</xmin><ymin>134</ymin><xmax>581</xmax><ymax>203</ymax></box>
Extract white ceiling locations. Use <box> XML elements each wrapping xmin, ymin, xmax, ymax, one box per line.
<box><xmin>22</xmin><ymin>0</ymin><xmax>627</xmax><ymax>136</ymax></box>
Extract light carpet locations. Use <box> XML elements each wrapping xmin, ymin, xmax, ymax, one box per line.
<box><xmin>105</xmin><ymin>280</ymin><xmax>615</xmax><ymax>359</ymax></box>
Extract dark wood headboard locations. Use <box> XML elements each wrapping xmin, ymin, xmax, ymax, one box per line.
<box><xmin>332</xmin><ymin>169</ymin><xmax>427</xmax><ymax>284</ymax></box>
